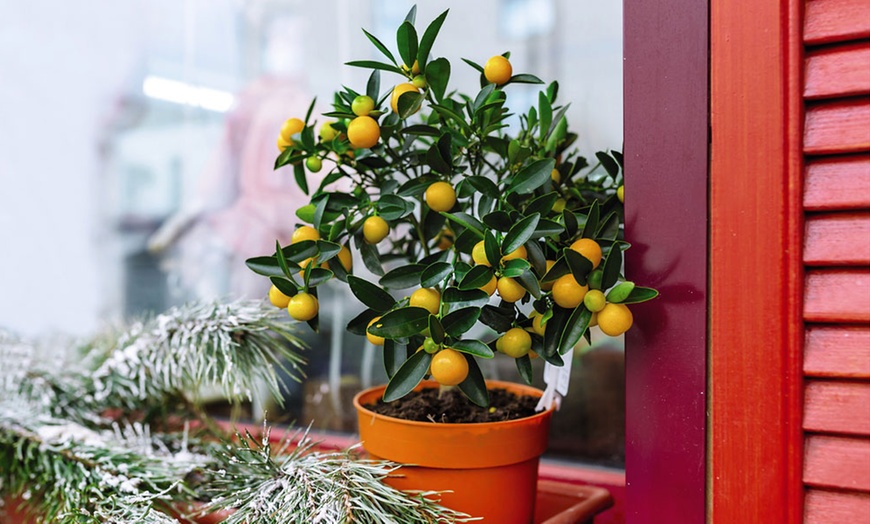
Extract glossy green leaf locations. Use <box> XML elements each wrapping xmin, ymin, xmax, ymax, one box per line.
<box><xmin>509</xmin><ymin>158</ymin><xmax>556</xmax><ymax>195</ymax></box>
<box><xmin>420</xmin><ymin>261</ymin><xmax>452</xmax><ymax>288</ymax></box>
<box><xmin>502</xmin><ymin>213</ymin><xmax>540</xmax><ymax>255</ymax></box>
<box><xmin>442</xmin><ymin>212</ymin><xmax>485</xmax><ymax>237</ymax></box>
<box><xmin>347</xmin><ymin>275</ymin><xmax>396</xmax><ymax>312</ymax></box>
<box><xmin>516</xmin><ymin>267</ymin><xmax>542</xmax><ymax>299</ymax></box>
<box><xmin>368</xmin><ymin>306</ymin><xmax>431</xmax><ymax>339</ymax></box>
<box><xmin>534</xmin><ymin>219</ymin><xmax>564</xmax><ymax>238</ymax></box>
<box><xmin>596</xmin><ymin>211</ymin><xmax>620</xmax><ymax>241</ymax></box>
<box><xmin>516</xmin><ymin>354</ymin><xmax>533</xmax><ymax>385</ymax></box>
<box><xmin>377</xmin><ymin>194</ymin><xmax>413</xmax><ymax>220</ymax></box>
<box><xmin>417</xmin><ymin>9</ymin><xmax>448</xmax><ymax>70</ymax></box>
<box><xmin>466</xmin><ymin>176</ymin><xmax>499</xmax><ymax>198</ymax></box>
<box><xmin>478</xmin><ymin>304</ymin><xmax>515</xmax><ymax>333</ymax></box>
<box><xmin>580</xmin><ymin>200</ymin><xmax>600</xmax><ymax>239</ymax></box>
<box><xmin>246</xmin><ymin>256</ymin><xmax>285</xmax><ymax>278</ymax></box>
<box><xmin>559</xmin><ymin>305</ymin><xmax>592</xmax><ymax>355</ymax></box>
<box><xmin>452</xmin><ymin>339</ymin><xmax>494</xmax><ymax>358</ymax></box>
<box><xmin>306</xmin><ymin>267</ymin><xmax>334</xmax><ymax>287</ymax></box>
<box><xmin>442</xmin><ymin>287</ymin><xmax>490</xmax><ymax>310</ymax></box>
<box><xmin>275</xmin><ymin>240</ymin><xmax>295</xmax><ymax>279</ymax></box>
<box><xmin>564</xmin><ymin>248</ymin><xmax>593</xmax><ymax>286</ymax></box>
<box><xmin>356</xmin><ymin>237</ymin><xmax>384</xmax><ymax>276</ymax></box>
<box><xmin>483</xmin><ymin>210</ymin><xmax>512</xmax><ymax>231</ymax></box>
<box><xmin>541</xmin><ymin>256</ymin><xmax>570</xmax><ymax>284</ymax></box>
<box><xmin>383</xmin><ymin>339</ymin><xmax>405</xmax><ymax>379</ymax></box>
<box><xmin>398</xmin><ymin>91</ymin><xmax>425</xmax><ymax>119</ymax></box>
<box><xmin>620</xmin><ymin>286</ymin><xmax>660</xmax><ymax>304</ymax></box>
<box><xmin>441</xmin><ymin>307</ymin><xmax>481</xmax><ymax>338</ymax></box>
<box><xmin>508</xmin><ymin>73</ymin><xmax>544</xmax><ymax>85</ymax></box>
<box><xmin>294</xmin><ymin>163</ymin><xmax>309</xmax><ymax>196</ymax></box>
<box><xmin>428</xmin><ymin>315</ymin><xmax>445</xmax><ymax>344</ymax></box>
<box><xmin>269</xmin><ymin>276</ymin><xmax>298</xmax><ymax>297</ymax></box>
<box><xmin>383</xmin><ymin>350</ymin><xmax>431</xmax><ymax>402</ymax></box>
<box><xmin>501</xmin><ymin>258</ymin><xmax>531</xmax><ymax>278</ymax></box>
<box><xmin>401</xmin><ymin>124</ymin><xmax>440</xmax><ymax>136</ymax></box>
<box><xmin>361</xmin><ymin>29</ymin><xmax>397</xmax><ymax>65</ymax></box>
<box><xmin>345</xmin><ymin>59</ymin><xmax>403</xmax><ymax>75</ymax></box>
<box><xmin>596</xmin><ymin>151</ymin><xmax>620</xmax><ymax>178</ymax></box>
<box><xmin>538</xmin><ymin>91</ymin><xmax>552</xmax><ymax>141</ymax></box>
<box><xmin>347</xmin><ymin>308</ymin><xmax>379</xmax><ymax>336</ymax></box>
<box><xmin>606</xmin><ymin>281</ymin><xmax>635</xmax><ymax>303</ymax></box>
<box><xmin>526</xmin><ymin>192</ymin><xmax>559</xmax><ymax>218</ymax></box>
<box><xmin>426</xmin><ymin>57</ymin><xmax>451</xmax><ymax>102</ymax></box>
<box><xmin>396</xmin><ymin>21</ymin><xmax>418</xmax><ymax>70</ymax></box>
<box><xmin>458</xmin><ymin>264</ymin><xmax>493</xmax><ymax>290</ymax></box>
<box><xmin>542</xmin><ymin>306</ymin><xmax>570</xmax><ymax>358</ymax></box>
<box><xmin>600</xmin><ymin>243</ymin><xmax>623</xmax><ymax>291</ymax></box>
<box><xmin>380</xmin><ymin>264</ymin><xmax>426</xmax><ymax>290</ymax></box>
<box><xmin>458</xmin><ymin>354</ymin><xmax>488</xmax><ymax>407</ymax></box>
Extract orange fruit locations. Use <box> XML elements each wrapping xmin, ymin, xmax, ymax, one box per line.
<box><xmin>551</xmin><ymin>274</ymin><xmax>588</xmax><ymax>309</ymax></box>
<box><xmin>366</xmin><ymin>316</ymin><xmax>385</xmax><ymax>346</ymax></box>
<box><xmin>268</xmin><ymin>285</ymin><xmax>291</xmax><ymax>308</ymax></box>
<box><xmin>291</xmin><ymin>226</ymin><xmax>320</xmax><ymax>244</ymax></box>
<box><xmin>498</xmin><ymin>327</ymin><xmax>532</xmax><ymax>358</ymax></box>
<box><xmin>363</xmin><ymin>216</ymin><xmax>389</xmax><ymax>244</ymax></box>
<box><xmin>410</xmin><ymin>288</ymin><xmax>441</xmax><ymax>315</ymax></box>
<box><xmin>391</xmin><ymin>83</ymin><xmax>420</xmax><ymax>114</ymax></box>
<box><xmin>583</xmin><ymin>289</ymin><xmax>607</xmax><ymax>313</ymax></box>
<box><xmin>425</xmin><ymin>181</ymin><xmax>456</xmax><ymax>212</ymax></box>
<box><xmin>570</xmin><ymin>238</ymin><xmax>603</xmax><ymax>269</ymax></box>
<box><xmin>501</xmin><ymin>245</ymin><xmax>527</xmax><ymax>263</ymax></box>
<box><xmin>347</xmin><ymin>116</ymin><xmax>380</xmax><ymax>149</ymax></box>
<box><xmin>497</xmin><ymin>277</ymin><xmax>526</xmax><ymax>303</ymax></box>
<box><xmin>484</xmin><ymin>55</ymin><xmax>512</xmax><ymax>85</ymax></box>
<box><xmin>430</xmin><ymin>349</ymin><xmax>469</xmax><ymax>386</ymax></box>
<box><xmin>472</xmin><ymin>240</ymin><xmax>490</xmax><ymax>266</ymax></box>
<box><xmin>279</xmin><ymin>117</ymin><xmax>304</xmax><ymax>143</ymax></box>
<box><xmin>480</xmin><ymin>274</ymin><xmax>497</xmax><ymax>296</ymax></box>
<box><xmin>351</xmin><ymin>95</ymin><xmax>375</xmax><ymax>116</ymax></box>
<box><xmin>287</xmin><ymin>292</ymin><xmax>318</xmax><ymax>321</ymax></box>
<box><xmin>597</xmin><ymin>303</ymin><xmax>633</xmax><ymax>336</ymax></box>
<box><xmin>319</xmin><ymin>121</ymin><xmax>339</xmax><ymax>142</ymax></box>
<box><xmin>540</xmin><ymin>260</ymin><xmax>557</xmax><ymax>291</ymax></box>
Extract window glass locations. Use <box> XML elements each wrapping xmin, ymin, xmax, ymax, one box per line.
<box><xmin>0</xmin><ymin>0</ymin><xmax>623</xmax><ymax>468</ymax></box>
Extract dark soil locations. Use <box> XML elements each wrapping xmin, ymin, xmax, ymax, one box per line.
<box><xmin>365</xmin><ymin>387</ymin><xmax>540</xmax><ymax>423</ymax></box>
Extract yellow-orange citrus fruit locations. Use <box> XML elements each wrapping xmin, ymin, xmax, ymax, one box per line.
<box><xmin>366</xmin><ymin>316</ymin><xmax>385</xmax><ymax>346</ymax></box>
<box><xmin>391</xmin><ymin>83</ymin><xmax>420</xmax><ymax>114</ymax></box>
<box><xmin>280</xmin><ymin>117</ymin><xmax>304</xmax><ymax>143</ymax></box>
<box><xmin>412</xmin><ymin>74</ymin><xmax>427</xmax><ymax>88</ymax></box>
<box><xmin>347</xmin><ymin>116</ymin><xmax>380</xmax><ymax>149</ymax></box>
<box><xmin>436</xmin><ymin>228</ymin><xmax>454</xmax><ymax>250</ymax></box>
<box><xmin>430</xmin><ymin>348</ymin><xmax>469</xmax><ymax>386</ymax></box>
<box><xmin>551</xmin><ymin>168</ymin><xmax>561</xmax><ymax>183</ymax></box>
<box><xmin>502</xmin><ymin>245</ymin><xmax>527</xmax><ymax>263</ymax></box>
<box><xmin>277</xmin><ymin>135</ymin><xmax>292</xmax><ymax>152</ymax></box>
<box><xmin>528</xmin><ymin>310</ymin><xmax>547</xmax><ymax>336</ymax></box>
<box><xmin>498</xmin><ymin>327</ymin><xmax>532</xmax><ymax>358</ymax></box>
<box><xmin>472</xmin><ymin>240</ymin><xmax>490</xmax><ymax>266</ymax></box>
<box><xmin>425</xmin><ymin>181</ymin><xmax>456</xmax><ymax>212</ymax></box>
<box><xmin>287</xmin><ymin>292</ymin><xmax>318</xmax><ymax>321</ymax></box>
<box><xmin>305</xmin><ymin>156</ymin><xmax>322</xmax><ymax>172</ymax></box>
<box><xmin>480</xmin><ymin>274</ymin><xmax>497</xmax><ymax>296</ymax></box>
<box><xmin>552</xmin><ymin>198</ymin><xmax>567</xmax><ymax>214</ymax></box>
<box><xmin>497</xmin><ymin>277</ymin><xmax>526</xmax><ymax>303</ymax></box>
<box><xmin>351</xmin><ymin>95</ymin><xmax>375</xmax><ymax>116</ymax></box>
<box><xmin>320</xmin><ymin>121</ymin><xmax>339</xmax><ymax>142</ymax></box>
<box><xmin>268</xmin><ymin>285</ymin><xmax>291</xmax><ymax>308</ymax></box>
<box><xmin>540</xmin><ymin>260</ymin><xmax>557</xmax><ymax>291</ymax></box>
<box><xmin>552</xmin><ymin>273</ymin><xmax>588</xmax><ymax>309</ymax></box>
<box><xmin>484</xmin><ymin>55</ymin><xmax>512</xmax><ymax>85</ymax></box>
<box><xmin>584</xmin><ymin>289</ymin><xmax>607</xmax><ymax>313</ymax></box>
<box><xmin>570</xmin><ymin>238</ymin><xmax>603</xmax><ymax>269</ymax></box>
<box><xmin>410</xmin><ymin>288</ymin><xmax>441</xmax><ymax>315</ymax></box>
<box><xmin>617</xmin><ymin>185</ymin><xmax>625</xmax><ymax>203</ymax></box>
<box><xmin>597</xmin><ymin>303</ymin><xmax>633</xmax><ymax>336</ymax></box>
<box><xmin>291</xmin><ymin>226</ymin><xmax>320</xmax><ymax>244</ymax></box>
<box><xmin>336</xmin><ymin>245</ymin><xmax>353</xmax><ymax>272</ymax></box>
<box><xmin>363</xmin><ymin>216</ymin><xmax>389</xmax><ymax>244</ymax></box>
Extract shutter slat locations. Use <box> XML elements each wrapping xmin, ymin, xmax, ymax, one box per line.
<box><xmin>805</xmin><ymin>41</ymin><xmax>870</xmax><ymax>100</ymax></box>
<box><xmin>804</xmin><ymin>212</ymin><xmax>870</xmax><ymax>265</ymax></box>
<box><xmin>804</xmin><ymin>380</ymin><xmax>870</xmax><ymax>436</ymax></box>
<box><xmin>805</xmin><ymin>325</ymin><xmax>870</xmax><ymax>378</ymax></box>
<box><xmin>805</xmin><ymin>98</ymin><xmax>870</xmax><ymax>155</ymax></box>
<box><xmin>804</xmin><ymin>435</ymin><xmax>870</xmax><ymax>491</ymax></box>
<box><xmin>805</xmin><ymin>0</ymin><xmax>870</xmax><ymax>45</ymax></box>
<box><xmin>804</xmin><ymin>155</ymin><xmax>870</xmax><ymax>211</ymax></box>
<box><xmin>805</xmin><ymin>489</ymin><xmax>870</xmax><ymax>524</ymax></box>
<box><xmin>804</xmin><ymin>269</ymin><xmax>870</xmax><ymax>322</ymax></box>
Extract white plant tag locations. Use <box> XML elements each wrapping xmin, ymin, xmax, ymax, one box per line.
<box><xmin>535</xmin><ymin>349</ymin><xmax>573</xmax><ymax>412</ymax></box>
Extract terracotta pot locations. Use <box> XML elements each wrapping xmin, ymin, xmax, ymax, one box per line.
<box><xmin>353</xmin><ymin>380</ymin><xmax>554</xmax><ymax>523</ymax></box>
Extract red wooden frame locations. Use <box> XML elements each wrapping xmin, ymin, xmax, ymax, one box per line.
<box><xmin>709</xmin><ymin>0</ymin><xmax>804</xmax><ymax>522</ymax></box>
<box><xmin>623</xmin><ymin>0</ymin><xmax>709</xmax><ymax>521</ymax></box>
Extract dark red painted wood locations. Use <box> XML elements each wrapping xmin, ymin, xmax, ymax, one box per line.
<box><xmin>805</xmin><ymin>97</ymin><xmax>870</xmax><ymax>155</ymax></box>
<box><xmin>805</xmin><ymin>41</ymin><xmax>870</xmax><ymax>100</ymax></box>
<box><xmin>804</xmin><ymin>269</ymin><xmax>870</xmax><ymax>322</ymax></box>
<box><xmin>804</xmin><ymin>325</ymin><xmax>870</xmax><ymax>378</ymax></box>
<box><xmin>804</xmin><ymin>154</ymin><xmax>870</xmax><ymax>211</ymax></box>
<box><xmin>624</xmin><ymin>0</ymin><xmax>708</xmax><ymax>521</ymax></box>
<box><xmin>804</xmin><ymin>380</ymin><xmax>870</xmax><ymax>435</ymax></box>
<box><xmin>710</xmin><ymin>0</ymin><xmax>805</xmax><ymax>523</ymax></box>
<box><xmin>804</xmin><ymin>435</ymin><xmax>870</xmax><ymax>491</ymax></box>
<box><xmin>804</xmin><ymin>0</ymin><xmax>870</xmax><ymax>45</ymax></box>
<box><xmin>805</xmin><ymin>489</ymin><xmax>870</xmax><ymax>523</ymax></box>
<box><xmin>803</xmin><ymin>211</ymin><xmax>870</xmax><ymax>265</ymax></box>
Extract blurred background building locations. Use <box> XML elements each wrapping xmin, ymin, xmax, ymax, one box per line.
<box><xmin>0</xmin><ymin>0</ymin><xmax>623</xmax><ymax>466</ymax></box>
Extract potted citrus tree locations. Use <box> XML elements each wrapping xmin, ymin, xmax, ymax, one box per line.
<box><xmin>246</xmin><ymin>5</ymin><xmax>657</xmax><ymax>521</ymax></box>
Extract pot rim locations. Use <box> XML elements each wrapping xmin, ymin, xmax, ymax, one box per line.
<box><xmin>352</xmin><ymin>379</ymin><xmax>554</xmax><ymax>429</ymax></box>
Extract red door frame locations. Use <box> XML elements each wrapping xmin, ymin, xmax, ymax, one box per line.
<box><xmin>623</xmin><ymin>0</ymin><xmax>709</xmax><ymax>521</ymax></box>
<box><xmin>708</xmin><ymin>0</ymin><xmax>804</xmax><ymax>522</ymax></box>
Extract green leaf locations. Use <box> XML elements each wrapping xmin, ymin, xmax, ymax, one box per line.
<box><xmin>431</xmin><ymin>102</ymin><xmax>472</xmax><ymax>135</ymax></box>
<box><xmin>465</xmin><ymin>176</ymin><xmax>500</xmax><ymax>198</ymax></box>
<box><xmin>534</xmin><ymin>219</ymin><xmax>565</xmax><ymax>237</ymax></box>
<box><xmin>396</xmin><ymin>21</ymin><xmax>418</xmax><ymax>70</ymax></box>
<box><xmin>401</xmin><ymin>124</ymin><xmax>440</xmax><ymax>136</ymax></box>
<box><xmin>501</xmin><ymin>258</ymin><xmax>531</xmax><ymax>278</ymax></box>
<box><xmin>596</xmin><ymin>211</ymin><xmax>621</xmax><ymax>241</ymax></box>
<box><xmin>441</xmin><ymin>307</ymin><xmax>482</xmax><ymax>338</ymax></box>
<box><xmin>516</xmin><ymin>355</ymin><xmax>533</xmax><ymax>384</ymax></box>
<box><xmin>458</xmin><ymin>355</ymin><xmax>488</xmax><ymax>407</ymax></box>
<box><xmin>269</xmin><ymin>276</ymin><xmax>297</xmax><ymax>297</ymax></box>
<box><xmin>483</xmin><ymin>210</ymin><xmax>512</xmax><ymax>231</ymax></box>
<box><xmin>580</xmin><ymin>200</ymin><xmax>601</xmax><ymax>239</ymax></box>
<box><xmin>428</xmin><ymin>315</ymin><xmax>445</xmax><ymax>344</ymax></box>
<box><xmin>596</xmin><ymin>151</ymin><xmax>621</xmax><ymax>178</ymax></box>
<box><xmin>366</xmin><ymin>69</ymin><xmax>380</xmax><ymax>100</ymax></box>
<box><xmin>246</xmin><ymin>256</ymin><xmax>285</xmax><ymax>278</ymax></box>
<box><xmin>564</xmin><ymin>248</ymin><xmax>593</xmax><ymax>286</ymax></box>
<box><xmin>398</xmin><ymin>91</ymin><xmax>425</xmax><ymax>119</ymax></box>
<box><xmin>509</xmin><ymin>158</ymin><xmax>556</xmax><ymax>195</ymax></box>
<box><xmin>479</xmin><ymin>304</ymin><xmax>515</xmax><ymax>333</ymax></box>
<box><xmin>452</xmin><ymin>339</ymin><xmax>494</xmax><ymax>358</ymax></box>
<box><xmin>380</xmin><ymin>264</ymin><xmax>426</xmax><ymax>290</ymax></box>
<box><xmin>509</xmin><ymin>73</ymin><xmax>544</xmax><ymax>84</ymax></box>
<box><xmin>316</xmin><ymin>240</ymin><xmax>342</xmax><ymax>262</ymax></box>
<box><xmin>542</xmin><ymin>306</ymin><xmax>570</xmax><ymax>358</ymax></box>
<box><xmin>357</xmin><ymin>237</ymin><xmax>384</xmax><ymax>276</ymax></box>
<box><xmin>459</xmin><ymin>264</ymin><xmax>494</xmax><ymax>290</ymax></box>
<box><xmin>368</xmin><ymin>307</ymin><xmax>431</xmax><ymax>338</ymax></box>
<box><xmin>347</xmin><ymin>308</ymin><xmax>379</xmax><ymax>336</ymax></box>
<box><xmin>442</xmin><ymin>287</ymin><xmax>489</xmax><ymax>310</ymax></box>
<box><xmin>420</xmin><ymin>261</ymin><xmax>453</xmax><ymax>288</ymax></box>
<box><xmin>538</xmin><ymin>91</ymin><xmax>552</xmax><ymax>141</ymax></box>
<box><xmin>275</xmin><ymin>240</ymin><xmax>295</xmax><ymax>279</ymax></box>
<box><xmin>383</xmin><ymin>350</ymin><xmax>431</xmax><ymax>402</ymax></box>
<box><xmin>377</xmin><ymin>195</ymin><xmax>413</xmax><ymax>220</ymax></box>
<box><xmin>275</xmin><ymin>150</ymin><xmax>306</xmax><ymax>170</ymax></box>
<box><xmin>526</xmin><ymin>192</ymin><xmax>559</xmax><ymax>218</ymax></box>
<box><xmin>502</xmin><ymin>213</ymin><xmax>540</xmax><ymax>255</ymax></box>
<box><xmin>345</xmin><ymin>59</ymin><xmax>403</xmax><ymax>75</ymax></box>
<box><xmin>442</xmin><ymin>212</ymin><xmax>486</xmax><ymax>237</ymax></box>
<box><xmin>620</xmin><ymin>286</ymin><xmax>660</xmax><ymax>304</ymax></box>
<box><xmin>516</xmin><ymin>267</ymin><xmax>542</xmax><ymax>299</ymax></box>
<box><xmin>559</xmin><ymin>306</ymin><xmax>593</xmax><ymax>354</ymax></box>
<box><xmin>294</xmin><ymin>163</ymin><xmax>309</xmax><ymax>196</ymax></box>
<box><xmin>542</xmin><ymin>256</ymin><xmax>570</xmax><ymax>284</ymax></box>
<box><xmin>383</xmin><ymin>339</ymin><xmax>406</xmax><ymax>379</ymax></box>
<box><xmin>606</xmin><ymin>281</ymin><xmax>635</xmax><ymax>303</ymax></box>
<box><xmin>601</xmin><ymin>243</ymin><xmax>623</xmax><ymax>290</ymax></box>
<box><xmin>612</xmin><ymin>150</ymin><xmax>624</xmax><ymax>168</ymax></box>
<box><xmin>461</xmin><ymin>57</ymin><xmax>484</xmax><ymax>74</ymax></box>
<box><xmin>426</xmin><ymin>57</ymin><xmax>451</xmax><ymax>102</ymax></box>
<box><xmin>417</xmin><ymin>9</ymin><xmax>449</xmax><ymax>70</ymax></box>
<box><xmin>347</xmin><ymin>275</ymin><xmax>396</xmax><ymax>313</ymax></box>
<box><xmin>361</xmin><ymin>29</ymin><xmax>398</xmax><ymax>65</ymax></box>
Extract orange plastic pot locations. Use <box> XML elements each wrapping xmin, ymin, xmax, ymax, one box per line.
<box><xmin>353</xmin><ymin>380</ymin><xmax>554</xmax><ymax>523</ymax></box>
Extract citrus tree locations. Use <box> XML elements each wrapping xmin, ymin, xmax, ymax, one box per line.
<box><xmin>246</xmin><ymin>6</ymin><xmax>657</xmax><ymax>406</ymax></box>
